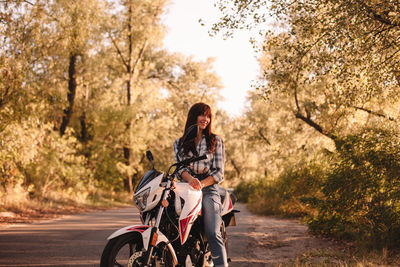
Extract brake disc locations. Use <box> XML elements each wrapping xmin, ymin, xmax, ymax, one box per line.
<box><xmin>128</xmin><ymin>251</ymin><xmax>143</xmax><ymax>267</ymax></box>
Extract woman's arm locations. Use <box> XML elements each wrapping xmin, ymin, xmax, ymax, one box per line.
<box><xmin>208</xmin><ymin>136</ymin><xmax>225</xmax><ymax>184</ymax></box>
<box><xmin>199</xmin><ymin>136</ymin><xmax>225</xmax><ymax>189</ymax></box>
<box><xmin>174</xmin><ymin>139</ymin><xmax>203</xmax><ymax>190</ymax></box>
<box><xmin>181</xmin><ymin>171</ymin><xmax>203</xmax><ymax>191</ymax></box>
<box><xmin>200</xmin><ymin>176</ymin><xmax>216</xmax><ymax>188</ymax></box>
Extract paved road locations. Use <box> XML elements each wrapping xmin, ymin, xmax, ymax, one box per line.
<box><xmin>0</xmin><ymin>203</ymin><xmax>335</xmax><ymax>267</ymax></box>
<box><xmin>0</xmin><ymin>207</ymin><xmax>142</xmax><ymax>267</ymax></box>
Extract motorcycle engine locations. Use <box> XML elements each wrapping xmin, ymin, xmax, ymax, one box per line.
<box><xmin>178</xmin><ymin>236</ymin><xmax>203</xmax><ymax>266</ymax></box>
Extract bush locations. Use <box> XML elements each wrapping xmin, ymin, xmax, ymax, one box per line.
<box><xmin>0</xmin><ymin>120</ymin><xmax>97</xmax><ymax>207</ymax></box>
<box><xmin>236</xmin><ymin>155</ymin><xmax>327</xmax><ymax>217</ymax></box>
<box><xmin>307</xmin><ymin>127</ymin><xmax>400</xmax><ymax>249</ymax></box>
<box><xmin>234</xmin><ymin>179</ymin><xmax>260</xmax><ymax>203</ymax></box>
<box><xmin>239</xmin><ymin>126</ymin><xmax>400</xmax><ymax>249</ymax></box>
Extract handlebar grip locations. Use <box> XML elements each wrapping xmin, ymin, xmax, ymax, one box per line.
<box><xmin>197</xmin><ymin>154</ymin><xmax>208</xmax><ymax>161</ymax></box>
<box><xmin>188</xmin><ymin>154</ymin><xmax>207</xmax><ymax>164</ymax></box>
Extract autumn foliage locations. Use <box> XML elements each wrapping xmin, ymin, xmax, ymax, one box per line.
<box><xmin>214</xmin><ymin>0</ymin><xmax>400</xmax><ymax>249</ymax></box>
<box><xmin>2</xmin><ymin>0</ymin><xmax>400</xmax><ymax>250</ymax></box>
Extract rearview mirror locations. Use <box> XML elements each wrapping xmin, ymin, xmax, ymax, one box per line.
<box><xmin>146</xmin><ymin>150</ymin><xmax>155</xmax><ymax>169</ymax></box>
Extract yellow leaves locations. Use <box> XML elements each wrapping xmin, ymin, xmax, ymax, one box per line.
<box><xmin>0</xmin><ymin>0</ymin><xmax>227</xmax><ymax>199</ymax></box>
<box><xmin>116</xmin><ymin>161</ymin><xmax>135</xmax><ymax>178</ymax></box>
<box><xmin>0</xmin><ymin>110</ymin><xmax>93</xmax><ymax>198</ymax></box>
<box><xmin>1</xmin><ymin>120</ymin><xmax>39</xmax><ymax>165</ymax></box>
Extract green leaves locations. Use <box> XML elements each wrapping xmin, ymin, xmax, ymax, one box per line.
<box><xmin>0</xmin><ymin>0</ymin><xmax>223</xmax><ymax>205</ymax></box>
<box><xmin>211</xmin><ymin>0</ymin><xmax>400</xmax><ymax>249</ymax></box>
<box><xmin>307</xmin><ymin>127</ymin><xmax>400</xmax><ymax>248</ymax></box>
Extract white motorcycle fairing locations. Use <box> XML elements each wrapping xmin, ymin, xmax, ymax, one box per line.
<box><xmin>107</xmin><ymin>225</ymin><xmax>178</xmax><ymax>265</ymax></box>
<box><xmin>135</xmin><ymin>171</ymin><xmax>164</xmax><ymax>212</ymax></box>
<box><xmin>218</xmin><ymin>186</ymin><xmax>234</xmax><ymax>216</ymax></box>
<box><xmin>173</xmin><ymin>182</ymin><xmax>203</xmax><ymax>245</ymax></box>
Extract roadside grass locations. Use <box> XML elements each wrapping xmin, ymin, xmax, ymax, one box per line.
<box><xmin>278</xmin><ymin>247</ymin><xmax>400</xmax><ymax>267</ymax></box>
<box><xmin>0</xmin><ymin>189</ymin><xmax>132</xmax><ymax>225</ymax></box>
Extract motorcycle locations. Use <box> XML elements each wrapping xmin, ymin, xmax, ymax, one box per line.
<box><xmin>100</xmin><ymin>125</ymin><xmax>238</xmax><ymax>267</ymax></box>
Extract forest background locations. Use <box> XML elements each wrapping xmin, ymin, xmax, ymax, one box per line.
<box><xmin>1</xmin><ymin>0</ymin><xmax>400</xmax><ymax>253</ymax></box>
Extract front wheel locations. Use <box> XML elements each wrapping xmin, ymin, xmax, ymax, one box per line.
<box><xmin>100</xmin><ymin>232</ymin><xmax>175</xmax><ymax>267</ymax></box>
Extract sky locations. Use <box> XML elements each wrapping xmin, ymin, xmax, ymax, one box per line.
<box><xmin>162</xmin><ymin>0</ymin><xmax>261</xmax><ymax>117</ymax></box>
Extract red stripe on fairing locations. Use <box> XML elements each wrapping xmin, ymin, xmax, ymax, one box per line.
<box><xmin>188</xmin><ymin>195</ymin><xmax>202</xmax><ymax>216</ymax></box>
<box><xmin>179</xmin><ymin>216</ymin><xmax>193</xmax><ymax>243</ymax></box>
<box><xmin>180</xmin><ymin>195</ymin><xmax>202</xmax><ymax>243</ymax></box>
<box><xmin>228</xmin><ymin>197</ymin><xmax>233</xmax><ymax>211</ymax></box>
<box><xmin>126</xmin><ymin>226</ymin><xmax>150</xmax><ymax>233</ymax></box>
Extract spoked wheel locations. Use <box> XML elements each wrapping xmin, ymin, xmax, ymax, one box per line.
<box><xmin>100</xmin><ymin>232</ymin><xmax>175</xmax><ymax>267</ymax></box>
<box><xmin>100</xmin><ymin>232</ymin><xmax>143</xmax><ymax>267</ymax></box>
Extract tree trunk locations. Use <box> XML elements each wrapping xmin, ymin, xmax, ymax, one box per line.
<box><xmin>60</xmin><ymin>53</ymin><xmax>78</xmax><ymax>136</ymax></box>
<box><xmin>79</xmin><ymin>84</ymin><xmax>91</xmax><ymax>145</ymax></box>
<box><xmin>80</xmin><ymin>113</ymin><xmax>89</xmax><ymax>142</ymax></box>
<box><xmin>123</xmin><ymin>70</ymin><xmax>134</xmax><ymax>193</ymax></box>
<box><xmin>119</xmin><ymin>0</ymin><xmax>148</xmax><ymax>193</ymax></box>
<box><xmin>123</xmin><ymin>0</ymin><xmax>134</xmax><ymax>194</ymax></box>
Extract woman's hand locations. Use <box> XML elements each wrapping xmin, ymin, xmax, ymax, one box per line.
<box><xmin>188</xmin><ymin>177</ymin><xmax>202</xmax><ymax>191</ymax></box>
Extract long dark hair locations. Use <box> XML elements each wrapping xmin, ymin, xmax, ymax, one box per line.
<box><xmin>180</xmin><ymin>102</ymin><xmax>217</xmax><ymax>156</ymax></box>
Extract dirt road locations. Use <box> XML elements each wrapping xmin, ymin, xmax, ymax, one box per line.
<box><xmin>0</xmin><ymin>203</ymin><xmax>335</xmax><ymax>266</ymax></box>
<box><xmin>227</xmin><ymin>203</ymin><xmax>336</xmax><ymax>266</ymax></box>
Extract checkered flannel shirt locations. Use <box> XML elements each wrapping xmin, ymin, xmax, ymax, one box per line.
<box><xmin>173</xmin><ymin>135</ymin><xmax>225</xmax><ymax>184</ymax></box>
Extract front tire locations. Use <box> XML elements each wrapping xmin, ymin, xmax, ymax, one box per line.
<box><xmin>100</xmin><ymin>232</ymin><xmax>144</xmax><ymax>267</ymax></box>
<box><xmin>100</xmin><ymin>232</ymin><xmax>175</xmax><ymax>267</ymax></box>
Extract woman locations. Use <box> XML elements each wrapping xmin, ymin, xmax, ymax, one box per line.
<box><xmin>173</xmin><ymin>102</ymin><xmax>228</xmax><ymax>267</ymax></box>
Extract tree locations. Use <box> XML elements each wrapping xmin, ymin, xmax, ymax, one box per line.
<box><xmin>0</xmin><ymin>0</ymin><xmax>225</xmax><ymax>205</ymax></box>
<box><xmin>0</xmin><ymin>1</ymin><xmax>44</xmax><ymax>127</ymax></box>
<box><xmin>212</xmin><ymin>1</ymin><xmax>400</xmax><ymax>245</ymax></box>
<box><xmin>100</xmin><ymin>0</ymin><xmax>169</xmax><ymax>193</ymax></box>
<box><xmin>213</xmin><ymin>0</ymin><xmax>400</xmax><ymax>142</ymax></box>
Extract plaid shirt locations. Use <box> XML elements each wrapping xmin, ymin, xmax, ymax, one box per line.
<box><xmin>173</xmin><ymin>135</ymin><xmax>225</xmax><ymax>184</ymax></box>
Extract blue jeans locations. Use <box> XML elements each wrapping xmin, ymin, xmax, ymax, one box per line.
<box><xmin>202</xmin><ymin>185</ymin><xmax>228</xmax><ymax>267</ymax></box>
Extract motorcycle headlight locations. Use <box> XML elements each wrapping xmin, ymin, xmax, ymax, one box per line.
<box><xmin>134</xmin><ymin>188</ymin><xmax>150</xmax><ymax>211</ymax></box>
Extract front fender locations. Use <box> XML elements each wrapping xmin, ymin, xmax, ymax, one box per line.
<box><xmin>107</xmin><ymin>225</ymin><xmax>150</xmax><ymax>240</ymax></box>
<box><xmin>107</xmin><ymin>225</ymin><xmax>178</xmax><ymax>265</ymax></box>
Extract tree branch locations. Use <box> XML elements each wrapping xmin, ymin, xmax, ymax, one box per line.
<box><xmin>292</xmin><ymin>33</ymin><xmax>328</xmax><ymax>113</ymax></box>
<box><xmin>22</xmin><ymin>0</ymin><xmax>34</xmax><ymax>5</ymax></box>
<box><xmin>109</xmin><ymin>32</ymin><xmax>128</xmax><ymax>69</ymax></box>
<box><xmin>131</xmin><ymin>40</ymin><xmax>147</xmax><ymax>77</ymax></box>
<box><xmin>167</xmin><ymin>80</ymin><xmax>180</xmax><ymax>90</ymax></box>
<box><xmin>375</xmin><ymin>46</ymin><xmax>400</xmax><ymax>68</ymax></box>
<box><xmin>226</xmin><ymin>152</ymin><xmax>241</xmax><ymax>178</ymax></box>
<box><xmin>258</xmin><ymin>129</ymin><xmax>271</xmax><ymax>145</ymax></box>
<box><xmin>295</xmin><ymin>111</ymin><xmax>337</xmax><ymax>141</ymax></box>
<box><xmin>352</xmin><ymin>105</ymin><xmax>397</xmax><ymax>122</ymax></box>
<box><xmin>289</xmin><ymin>31</ymin><xmax>339</xmax><ymax>142</ymax></box>
<box><xmin>356</xmin><ymin>1</ymin><xmax>400</xmax><ymax>27</ymax></box>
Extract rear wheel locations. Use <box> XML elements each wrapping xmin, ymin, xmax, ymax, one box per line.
<box><xmin>100</xmin><ymin>232</ymin><xmax>175</xmax><ymax>267</ymax></box>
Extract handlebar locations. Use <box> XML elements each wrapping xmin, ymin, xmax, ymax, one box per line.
<box><xmin>174</xmin><ymin>154</ymin><xmax>207</xmax><ymax>167</ymax></box>
<box><xmin>167</xmin><ymin>154</ymin><xmax>208</xmax><ymax>176</ymax></box>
